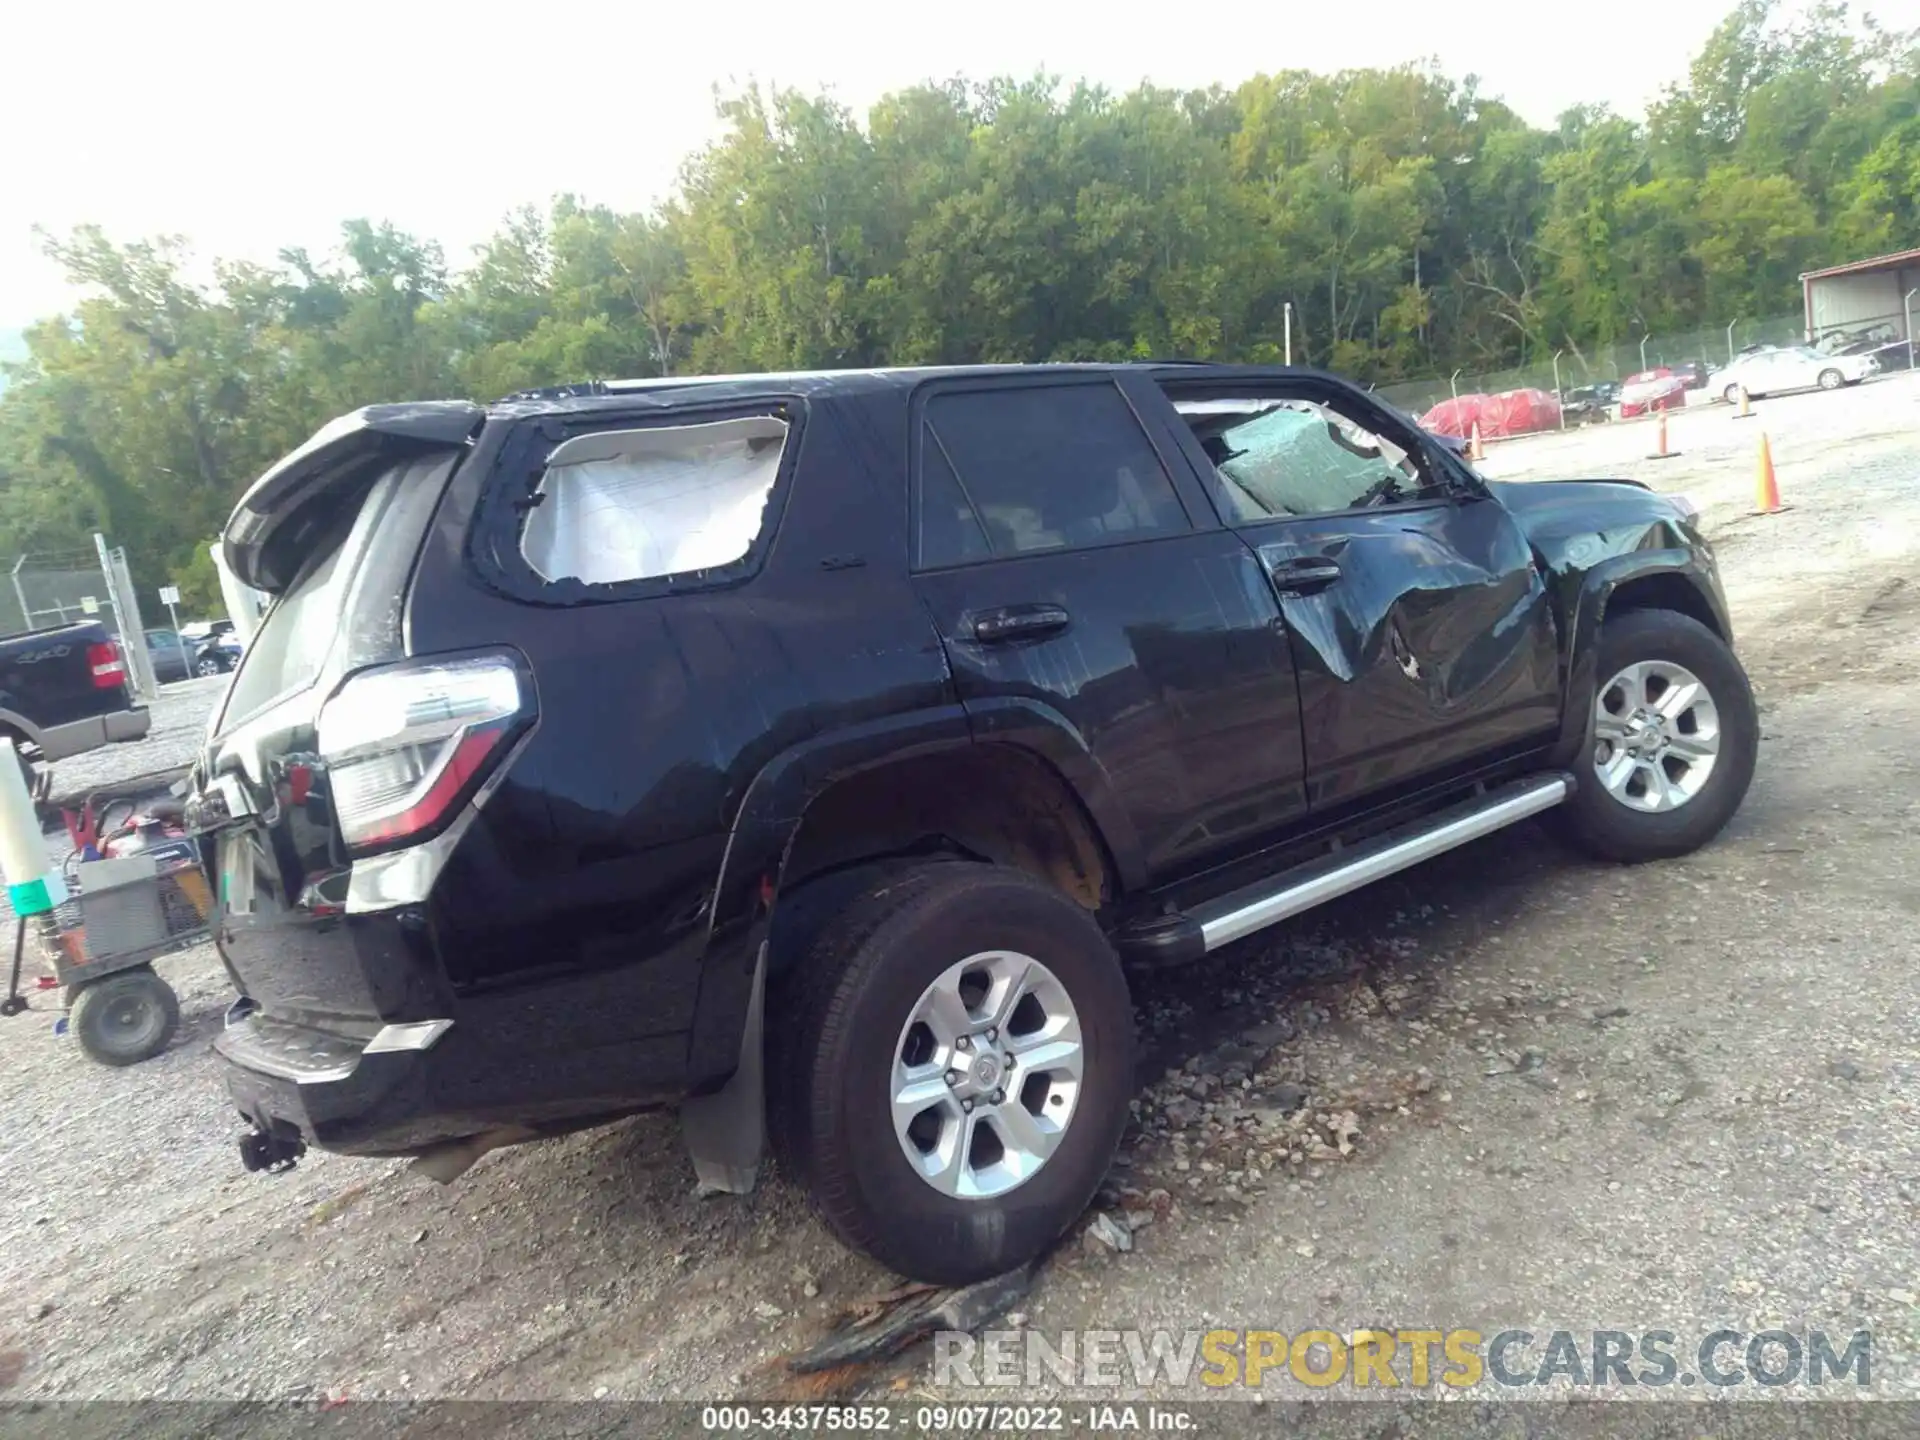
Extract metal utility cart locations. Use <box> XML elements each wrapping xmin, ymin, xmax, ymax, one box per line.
<box><xmin>2</xmin><ymin>844</ymin><xmax>213</xmax><ymax>1065</ymax></box>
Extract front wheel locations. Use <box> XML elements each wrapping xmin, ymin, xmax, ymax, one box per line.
<box><xmin>1818</xmin><ymin>368</ymin><xmax>1844</xmax><ymax>390</ymax></box>
<box><xmin>70</xmin><ymin>967</ymin><xmax>181</xmax><ymax>1066</ymax></box>
<box><xmin>1556</xmin><ymin>610</ymin><xmax>1758</xmax><ymax>863</ymax></box>
<box><xmin>773</xmin><ymin>863</ymin><xmax>1134</xmax><ymax>1284</ymax></box>
<box><xmin>194</xmin><ymin>655</ymin><xmax>226</xmax><ymax>677</ymax></box>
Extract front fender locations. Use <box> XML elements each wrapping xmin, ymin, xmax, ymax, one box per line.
<box><xmin>1551</xmin><ymin>547</ymin><xmax>1729</xmax><ymax>765</ymax></box>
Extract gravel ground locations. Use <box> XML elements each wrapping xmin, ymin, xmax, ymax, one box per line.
<box><xmin>2</xmin><ymin>376</ymin><xmax>1917</xmax><ymax>1419</ymax></box>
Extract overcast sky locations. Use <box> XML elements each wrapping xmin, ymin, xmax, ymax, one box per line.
<box><xmin>4</xmin><ymin>0</ymin><xmax>1899</xmax><ymax>330</ymax></box>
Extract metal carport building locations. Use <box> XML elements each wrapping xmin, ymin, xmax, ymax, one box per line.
<box><xmin>1802</xmin><ymin>248</ymin><xmax>1920</xmax><ymax>349</ymax></box>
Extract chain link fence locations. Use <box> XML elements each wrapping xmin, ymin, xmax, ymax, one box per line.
<box><xmin>3</xmin><ymin>542</ymin><xmax>160</xmax><ymax>698</ymax></box>
<box><xmin>1374</xmin><ymin>312</ymin><xmax>1810</xmax><ymax>425</ymax></box>
<box><xmin>2</xmin><ymin>552</ymin><xmax>121</xmax><ymax>637</ymax></box>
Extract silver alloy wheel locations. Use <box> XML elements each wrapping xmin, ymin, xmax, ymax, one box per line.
<box><xmin>1592</xmin><ymin>659</ymin><xmax>1721</xmax><ymax>813</ymax></box>
<box><xmin>891</xmin><ymin>950</ymin><xmax>1084</xmax><ymax>1199</ymax></box>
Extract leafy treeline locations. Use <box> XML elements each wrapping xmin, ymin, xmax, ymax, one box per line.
<box><xmin>0</xmin><ymin>0</ymin><xmax>1914</xmax><ymax>610</ymax></box>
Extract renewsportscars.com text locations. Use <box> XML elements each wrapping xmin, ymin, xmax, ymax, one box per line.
<box><xmin>933</xmin><ymin>1327</ymin><xmax>1872</xmax><ymax>1391</ymax></box>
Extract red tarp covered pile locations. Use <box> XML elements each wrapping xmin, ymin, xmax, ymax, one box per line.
<box><xmin>1420</xmin><ymin>388</ymin><xmax>1562</xmax><ymax>440</ymax></box>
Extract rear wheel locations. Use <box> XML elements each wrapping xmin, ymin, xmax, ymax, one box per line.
<box><xmin>1818</xmin><ymin>368</ymin><xmax>1844</xmax><ymax>391</ymax></box>
<box><xmin>70</xmin><ymin>967</ymin><xmax>180</xmax><ymax>1066</ymax></box>
<box><xmin>1722</xmin><ymin>384</ymin><xmax>1742</xmax><ymax>405</ymax></box>
<box><xmin>1556</xmin><ymin>610</ymin><xmax>1757</xmax><ymax>863</ymax></box>
<box><xmin>773</xmin><ymin>863</ymin><xmax>1133</xmax><ymax>1284</ymax></box>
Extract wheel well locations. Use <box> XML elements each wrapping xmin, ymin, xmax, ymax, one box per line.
<box><xmin>0</xmin><ymin>722</ymin><xmax>38</xmax><ymax>764</ymax></box>
<box><xmin>776</xmin><ymin>744</ymin><xmax>1114</xmax><ymax>914</ymax></box>
<box><xmin>1605</xmin><ymin>573</ymin><xmax>1723</xmax><ymax>641</ymax></box>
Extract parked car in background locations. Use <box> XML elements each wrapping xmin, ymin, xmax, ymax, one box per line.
<box><xmin>180</xmin><ymin>618</ymin><xmax>236</xmax><ymax>646</ymax></box>
<box><xmin>1716</xmin><ymin>346</ymin><xmax>1877</xmax><ymax>402</ymax></box>
<box><xmin>1619</xmin><ymin>368</ymin><xmax>1688</xmax><ymax>418</ymax></box>
<box><xmin>0</xmin><ymin>621</ymin><xmax>149</xmax><ymax>781</ymax></box>
<box><xmin>1820</xmin><ymin>322</ymin><xmax>1898</xmax><ymax>356</ymax></box>
<box><xmin>1671</xmin><ymin>361</ymin><xmax>1709</xmax><ymax>391</ymax></box>
<box><xmin>1863</xmin><ymin>340</ymin><xmax>1915</xmax><ymax>373</ymax></box>
<box><xmin>146</xmin><ymin>627</ymin><xmax>197</xmax><ymax>684</ymax></box>
<box><xmin>193</xmin><ymin>631</ymin><xmax>243</xmax><ymax>678</ymax></box>
<box><xmin>1559</xmin><ymin>384</ymin><xmax>1616</xmax><ymax>424</ymax></box>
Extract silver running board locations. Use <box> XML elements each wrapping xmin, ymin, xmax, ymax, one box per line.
<box><xmin>1192</xmin><ymin>774</ymin><xmax>1572</xmax><ymax>953</ymax></box>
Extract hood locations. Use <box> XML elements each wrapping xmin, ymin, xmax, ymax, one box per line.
<box><xmin>1486</xmin><ymin>476</ymin><xmax>1702</xmax><ymax>562</ymax></box>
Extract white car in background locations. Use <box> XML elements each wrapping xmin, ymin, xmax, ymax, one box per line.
<box><xmin>1718</xmin><ymin>346</ymin><xmax>1876</xmax><ymax>402</ymax></box>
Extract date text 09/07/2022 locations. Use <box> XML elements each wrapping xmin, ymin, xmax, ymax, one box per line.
<box><xmin>698</xmin><ymin>1404</ymin><xmax>1194</xmax><ymax>1432</ymax></box>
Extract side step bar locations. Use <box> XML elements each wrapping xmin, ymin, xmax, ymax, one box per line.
<box><xmin>1118</xmin><ymin>774</ymin><xmax>1572</xmax><ymax>964</ymax></box>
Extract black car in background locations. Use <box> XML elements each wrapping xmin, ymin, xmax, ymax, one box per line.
<box><xmin>1559</xmin><ymin>382</ymin><xmax>1618</xmax><ymax>423</ymax></box>
<box><xmin>147</xmin><ymin>625</ymin><xmax>241</xmax><ymax>683</ymax></box>
<box><xmin>1866</xmin><ymin>340</ymin><xmax>1916</xmax><ymax>373</ymax></box>
<box><xmin>194</xmin><ymin>363</ymin><xmax>1757</xmax><ymax>1285</ymax></box>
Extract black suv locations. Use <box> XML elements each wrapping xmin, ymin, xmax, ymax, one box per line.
<box><xmin>193</xmin><ymin>364</ymin><xmax>1755</xmax><ymax>1283</ymax></box>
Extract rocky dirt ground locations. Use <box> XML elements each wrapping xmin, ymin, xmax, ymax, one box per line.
<box><xmin>2</xmin><ymin>375</ymin><xmax>1917</xmax><ymax>1423</ymax></box>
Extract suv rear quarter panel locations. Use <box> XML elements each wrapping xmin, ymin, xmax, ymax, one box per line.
<box><xmin>405</xmin><ymin>391</ymin><xmax>954</xmax><ymax>1058</ymax></box>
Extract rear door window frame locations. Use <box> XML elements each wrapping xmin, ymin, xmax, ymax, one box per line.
<box><xmin>908</xmin><ymin>374</ymin><xmax>1206</xmax><ymax>573</ymax></box>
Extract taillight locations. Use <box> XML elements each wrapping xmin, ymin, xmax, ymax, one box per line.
<box><xmin>88</xmin><ymin>641</ymin><xmax>126</xmax><ymax>689</ymax></box>
<box><xmin>317</xmin><ymin>655</ymin><xmax>531</xmax><ymax>853</ymax></box>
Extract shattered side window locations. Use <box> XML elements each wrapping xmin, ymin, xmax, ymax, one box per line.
<box><xmin>520</xmin><ymin>415</ymin><xmax>788</xmax><ymax>585</ymax></box>
<box><xmin>1172</xmin><ymin>397</ymin><xmax>1437</xmax><ymax>520</ymax></box>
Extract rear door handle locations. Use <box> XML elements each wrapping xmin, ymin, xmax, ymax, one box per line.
<box><xmin>971</xmin><ymin>604</ymin><xmax>1071</xmax><ymax>643</ymax></box>
<box><xmin>1264</xmin><ymin>556</ymin><xmax>1343</xmax><ymax>595</ymax></box>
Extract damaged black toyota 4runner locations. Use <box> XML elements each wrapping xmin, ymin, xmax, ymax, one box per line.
<box><xmin>192</xmin><ymin>365</ymin><xmax>1754</xmax><ymax>1283</ymax></box>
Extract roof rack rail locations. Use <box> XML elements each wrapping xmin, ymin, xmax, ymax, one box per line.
<box><xmin>496</xmin><ymin>380</ymin><xmax>611</xmax><ymax>403</ymax></box>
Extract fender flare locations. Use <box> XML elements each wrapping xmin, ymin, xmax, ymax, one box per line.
<box><xmin>683</xmin><ymin>700</ymin><xmax>1145</xmax><ymax>1086</ymax></box>
<box><xmin>0</xmin><ymin>704</ymin><xmax>45</xmax><ymax>750</ymax></box>
<box><xmin>1551</xmin><ymin>550</ymin><xmax>1729</xmax><ymax>765</ymax></box>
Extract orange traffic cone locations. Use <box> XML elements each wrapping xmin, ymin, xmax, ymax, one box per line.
<box><xmin>1468</xmin><ymin>421</ymin><xmax>1484</xmax><ymax>462</ymax></box>
<box><xmin>1751</xmin><ymin>431</ymin><xmax>1789</xmax><ymax>515</ymax></box>
<box><xmin>1647</xmin><ymin>407</ymin><xmax>1680</xmax><ymax>460</ymax></box>
<box><xmin>1734</xmin><ymin>385</ymin><xmax>1756</xmax><ymax>420</ymax></box>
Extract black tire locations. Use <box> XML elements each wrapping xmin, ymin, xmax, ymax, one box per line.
<box><xmin>1556</xmin><ymin>610</ymin><xmax>1757</xmax><ymax>863</ymax></box>
<box><xmin>193</xmin><ymin>656</ymin><xmax>225</xmax><ymax>678</ymax></box>
<box><xmin>1722</xmin><ymin>384</ymin><xmax>1742</xmax><ymax>405</ymax></box>
<box><xmin>70</xmin><ymin>968</ymin><xmax>180</xmax><ymax>1066</ymax></box>
<box><xmin>772</xmin><ymin>862</ymin><xmax>1134</xmax><ymax>1284</ymax></box>
<box><xmin>1818</xmin><ymin>368</ymin><xmax>1844</xmax><ymax>390</ymax></box>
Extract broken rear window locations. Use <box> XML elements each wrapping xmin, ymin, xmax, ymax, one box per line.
<box><xmin>520</xmin><ymin>415</ymin><xmax>789</xmax><ymax>586</ymax></box>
